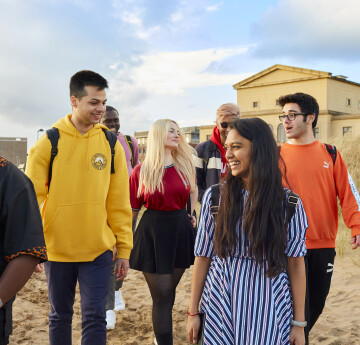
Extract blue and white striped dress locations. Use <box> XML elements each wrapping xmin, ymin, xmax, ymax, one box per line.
<box><xmin>195</xmin><ymin>188</ymin><xmax>308</xmax><ymax>345</ymax></box>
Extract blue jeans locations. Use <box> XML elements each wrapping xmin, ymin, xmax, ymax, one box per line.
<box><xmin>44</xmin><ymin>251</ymin><xmax>112</xmax><ymax>345</ymax></box>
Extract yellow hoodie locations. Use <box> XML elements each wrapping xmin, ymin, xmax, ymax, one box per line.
<box><xmin>26</xmin><ymin>114</ymin><xmax>133</xmax><ymax>262</ymax></box>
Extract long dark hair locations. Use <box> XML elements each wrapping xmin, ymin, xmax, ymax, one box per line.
<box><xmin>214</xmin><ymin>118</ymin><xmax>287</xmax><ymax>277</ymax></box>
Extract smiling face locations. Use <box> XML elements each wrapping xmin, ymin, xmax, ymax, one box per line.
<box><xmin>71</xmin><ymin>85</ymin><xmax>107</xmax><ymax>131</ymax></box>
<box><xmin>101</xmin><ymin>109</ymin><xmax>120</xmax><ymax>133</ymax></box>
<box><xmin>216</xmin><ymin>114</ymin><xmax>238</xmax><ymax>145</ymax></box>
<box><xmin>164</xmin><ymin>122</ymin><xmax>180</xmax><ymax>151</ymax></box>
<box><xmin>282</xmin><ymin>102</ymin><xmax>313</xmax><ymax>140</ymax></box>
<box><xmin>225</xmin><ymin>128</ymin><xmax>252</xmax><ymax>184</ymax></box>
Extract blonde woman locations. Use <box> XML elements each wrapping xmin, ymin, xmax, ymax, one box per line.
<box><xmin>129</xmin><ymin>119</ymin><xmax>198</xmax><ymax>345</ymax></box>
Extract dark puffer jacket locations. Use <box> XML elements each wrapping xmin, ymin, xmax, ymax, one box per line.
<box><xmin>194</xmin><ymin>140</ymin><xmax>222</xmax><ymax>203</ymax></box>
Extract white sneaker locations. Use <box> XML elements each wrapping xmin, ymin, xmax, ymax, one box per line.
<box><xmin>114</xmin><ymin>290</ymin><xmax>125</xmax><ymax>311</ymax></box>
<box><xmin>106</xmin><ymin>310</ymin><xmax>116</xmax><ymax>330</ymax></box>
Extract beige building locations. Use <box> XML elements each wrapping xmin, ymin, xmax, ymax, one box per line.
<box><xmin>231</xmin><ymin>64</ymin><xmax>360</xmax><ymax>143</ymax></box>
<box><xmin>0</xmin><ymin>137</ymin><xmax>27</xmax><ymax>167</ymax></box>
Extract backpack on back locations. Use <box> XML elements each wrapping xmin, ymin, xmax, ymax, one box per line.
<box><xmin>324</xmin><ymin>143</ymin><xmax>337</xmax><ymax>164</ymax></box>
<box><xmin>124</xmin><ymin>135</ymin><xmax>135</xmax><ymax>168</ymax></box>
<box><xmin>46</xmin><ymin>128</ymin><xmax>117</xmax><ymax>190</ymax></box>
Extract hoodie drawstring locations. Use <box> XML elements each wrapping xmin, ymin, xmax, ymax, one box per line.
<box><xmin>67</xmin><ymin>130</ymin><xmax>77</xmax><ymax>165</ymax></box>
<box><xmin>85</xmin><ymin>134</ymin><xmax>90</xmax><ymax>170</ymax></box>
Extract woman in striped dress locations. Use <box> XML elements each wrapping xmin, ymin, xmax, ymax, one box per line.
<box><xmin>187</xmin><ymin>118</ymin><xmax>307</xmax><ymax>345</ymax></box>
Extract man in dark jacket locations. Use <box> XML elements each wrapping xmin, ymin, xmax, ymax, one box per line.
<box><xmin>195</xmin><ymin>103</ymin><xmax>240</xmax><ymax>202</ymax></box>
<box><xmin>0</xmin><ymin>156</ymin><xmax>47</xmax><ymax>345</ymax></box>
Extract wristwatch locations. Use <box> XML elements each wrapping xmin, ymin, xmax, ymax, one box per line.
<box><xmin>291</xmin><ymin>319</ymin><xmax>307</xmax><ymax>327</ymax></box>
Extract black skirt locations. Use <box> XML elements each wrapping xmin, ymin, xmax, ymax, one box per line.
<box><xmin>130</xmin><ymin>208</ymin><xmax>195</xmax><ymax>274</ymax></box>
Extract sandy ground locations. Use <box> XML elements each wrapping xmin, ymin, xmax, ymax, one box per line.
<box><xmin>9</xmin><ymin>250</ymin><xmax>360</xmax><ymax>345</ymax></box>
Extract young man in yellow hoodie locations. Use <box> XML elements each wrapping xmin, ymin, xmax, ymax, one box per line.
<box><xmin>25</xmin><ymin>70</ymin><xmax>132</xmax><ymax>345</ymax></box>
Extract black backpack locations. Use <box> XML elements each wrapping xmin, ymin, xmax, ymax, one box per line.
<box><xmin>124</xmin><ymin>135</ymin><xmax>135</xmax><ymax>168</ymax></box>
<box><xmin>46</xmin><ymin>128</ymin><xmax>117</xmax><ymax>190</ymax></box>
<box><xmin>210</xmin><ymin>183</ymin><xmax>299</xmax><ymax>225</ymax></box>
<box><xmin>324</xmin><ymin>143</ymin><xmax>337</xmax><ymax>164</ymax></box>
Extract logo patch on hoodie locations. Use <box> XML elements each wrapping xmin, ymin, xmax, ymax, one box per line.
<box><xmin>91</xmin><ymin>153</ymin><xmax>107</xmax><ymax>170</ymax></box>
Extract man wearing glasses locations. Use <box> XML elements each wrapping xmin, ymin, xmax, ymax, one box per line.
<box><xmin>278</xmin><ymin>92</ymin><xmax>360</xmax><ymax>339</ymax></box>
<box><xmin>195</xmin><ymin>103</ymin><xmax>240</xmax><ymax>202</ymax></box>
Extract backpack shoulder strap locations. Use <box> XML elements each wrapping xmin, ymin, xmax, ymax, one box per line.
<box><xmin>210</xmin><ymin>183</ymin><xmax>220</xmax><ymax>216</ymax></box>
<box><xmin>286</xmin><ymin>190</ymin><xmax>299</xmax><ymax>224</ymax></box>
<box><xmin>46</xmin><ymin>128</ymin><xmax>60</xmax><ymax>190</ymax></box>
<box><xmin>102</xmin><ymin>129</ymin><xmax>117</xmax><ymax>174</ymax></box>
<box><xmin>324</xmin><ymin>143</ymin><xmax>337</xmax><ymax>165</ymax></box>
<box><xmin>124</xmin><ymin>135</ymin><xmax>135</xmax><ymax>168</ymax></box>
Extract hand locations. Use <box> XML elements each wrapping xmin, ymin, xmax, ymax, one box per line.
<box><xmin>189</xmin><ymin>214</ymin><xmax>196</xmax><ymax>228</ymax></box>
<box><xmin>350</xmin><ymin>234</ymin><xmax>360</xmax><ymax>249</ymax></box>
<box><xmin>112</xmin><ymin>246</ymin><xmax>117</xmax><ymax>261</ymax></box>
<box><xmin>290</xmin><ymin>326</ymin><xmax>305</xmax><ymax>345</ymax></box>
<box><xmin>114</xmin><ymin>258</ymin><xmax>129</xmax><ymax>281</ymax></box>
<box><xmin>187</xmin><ymin>314</ymin><xmax>201</xmax><ymax>344</ymax></box>
<box><xmin>34</xmin><ymin>263</ymin><xmax>44</xmax><ymax>273</ymax></box>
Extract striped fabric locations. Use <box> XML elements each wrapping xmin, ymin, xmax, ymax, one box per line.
<box><xmin>195</xmin><ymin>188</ymin><xmax>308</xmax><ymax>345</ymax></box>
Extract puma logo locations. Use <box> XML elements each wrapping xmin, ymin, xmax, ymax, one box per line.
<box><xmin>323</xmin><ymin>161</ymin><xmax>330</xmax><ymax>168</ymax></box>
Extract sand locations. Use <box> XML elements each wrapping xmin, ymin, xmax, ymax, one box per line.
<box><xmin>10</xmin><ymin>247</ymin><xmax>360</xmax><ymax>344</ymax></box>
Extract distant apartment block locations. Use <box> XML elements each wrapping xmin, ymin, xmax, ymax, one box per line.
<box><xmin>134</xmin><ymin>126</ymin><xmax>200</xmax><ymax>162</ymax></box>
<box><xmin>0</xmin><ymin>137</ymin><xmax>27</xmax><ymax>167</ymax></box>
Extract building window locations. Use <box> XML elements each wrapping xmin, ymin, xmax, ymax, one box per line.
<box><xmin>139</xmin><ymin>148</ymin><xmax>142</xmax><ymax>154</ymax></box>
<box><xmin>143</xmin><ymin>148</ymin><xmax>146</xmax><ymax>154</ymax></box>
<box><xmin>268</xmin><ymin>124</ymin><xmax>274</xmax><ymax>133</ymax></box>
<box><xmin>253</xmin><ymin>101</ymin><xmax>259</xmax><ymax>108</ymax></box>
<box><xmin>206</xmin><ymin>135</ymin><xmax>211</xmax><ymax>141</ymax></box>
<box><xmin>277</xmin><ymin>124</ymin><xmax>286</xmax><ymax>143</ymax></box>
<box><xmin>314</xmin><ymin>127</ymin><xmax>319</xmax><ymax>139</ymax></box>
<box><xmin>343</xmin><ymin>126</ymin><xmax>352</xmax><ymax>136</ymax></box>
<box><xmin>346</xmin><ymin>98</ymin><xmax>351</xmax><ymax>107</ymax></box>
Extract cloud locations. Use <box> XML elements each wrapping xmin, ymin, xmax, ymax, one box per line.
<box><xmin>107</xmin><ymin>46</ymin><xmax>249</xmax><ymax>133</ymax></box>
<box><xmin>252</xmin><ymin>0</ymin><xmax>360</xmax><ymax>60</ymax></box>
<box><xmin>110</xmin><ymin>0</ymin><xmax>222</xmax><ymax>41</ymax></box>
<box><xmin>111</xmin><ymin>47</ymin><xmax>249</xmax><ymax>96</ymax></box>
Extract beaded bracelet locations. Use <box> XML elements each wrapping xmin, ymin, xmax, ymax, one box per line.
<box><xmin>186</xmin><ymin>311</ymin><xmax>200</xmax><ymax>317</ymax></box>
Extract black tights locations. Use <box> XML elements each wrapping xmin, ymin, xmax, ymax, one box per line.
<box><xmin>143</xmin><ymin>269</ymin><xmax>185</xmax><ymax>345</ymax></box>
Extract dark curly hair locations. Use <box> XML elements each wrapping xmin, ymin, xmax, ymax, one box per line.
<box><xmin>277</xmin><ymin>92</ymin><xmax>319</xmax><ymax>128</ymax></box>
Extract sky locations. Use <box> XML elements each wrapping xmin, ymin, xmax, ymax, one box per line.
<box><xmin>1</xmin><ymin>0</ymin><xmax>360</xmax><ymax>150</ymax></box>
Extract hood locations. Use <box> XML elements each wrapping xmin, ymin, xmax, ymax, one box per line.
<box><xmin>53</xmin><ymin>114</ymin><xmax>108</xmax><ymax>137</ymax></box>
<box><xmin>52</xmin><ymin>114</ymin><xmax>109</xmax><ymax>167</ymax></box>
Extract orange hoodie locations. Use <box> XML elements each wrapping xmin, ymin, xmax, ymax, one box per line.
<box><xmin>280</xmin><ymin>140</ymin><xmax>360</xmax><ymax>249</ymax></box>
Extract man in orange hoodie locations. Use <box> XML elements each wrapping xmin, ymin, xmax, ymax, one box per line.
<box><xmin>278</xmin><ymin>92</ymin><xmax>360</xmax><ymax>337</ymax></box>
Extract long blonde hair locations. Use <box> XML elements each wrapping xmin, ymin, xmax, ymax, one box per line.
<box><xmin>137</xmin><ymin>119</ymin><xmax>196</xmax><ymax>197</ymax></box>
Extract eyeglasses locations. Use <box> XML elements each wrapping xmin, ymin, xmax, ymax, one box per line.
<box><xmin>278</xmin><ymin>112</ymin><xmax>307</xmax><ymax>121</ymax></box>
<box><xmin>219</xmin><ymin>122</ymin><xmax>229</xmax><ymax>129</ymax></box>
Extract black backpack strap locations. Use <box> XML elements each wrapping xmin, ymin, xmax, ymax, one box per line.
<box><xmin>210</xmin><ymin>183</ymin><xmax>220</xmax><ymax>216</ymax></box>
<box><xmin>46</xmin><ymin>128</ymin><xmax>60</xmax><ymax>191</ymax></box>
<box><xmin>286</xmin><ymin>190</ymin><xmax>299</xmax><ymax>224</ymax></box>
<box><xmin>125</xmin><ymin>135</ymin><xmax>134</xmax><ymax>168</ymax></box>
<box><xmin>324</xmin><ymin>143</ymin><xmax>337</xmax><ymax>165</ymax></box>
<box><xmin>103</xmin><ymin>129</ymin><xmax>117</xmax><ymax>174</ymax></box>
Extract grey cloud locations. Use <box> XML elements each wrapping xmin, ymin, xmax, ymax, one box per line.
<box><xmin>0</xmin><ymin>0</ymin><xmax>145</xmax><ymax>129</ymax></box>
<box><xmin>251</xmin><ymin>0</ymin><xmax>360</xmax><ymax>61</ymax></box>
